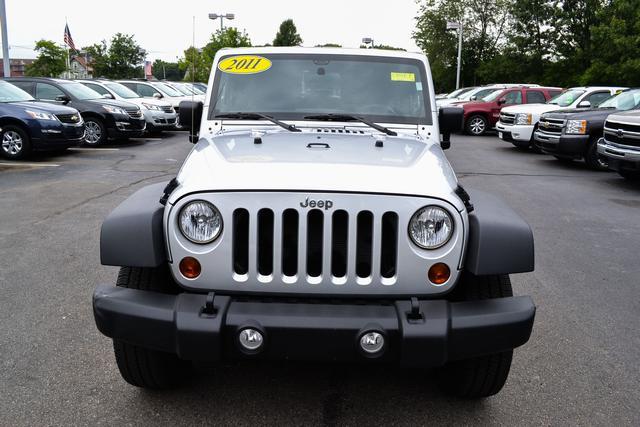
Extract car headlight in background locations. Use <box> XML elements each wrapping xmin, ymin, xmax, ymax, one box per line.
<box><xmin>566</xmin><ymin>120</ymin><xmax>587</xmax><ymax>134</ymax></box>
<box><xmin>25</xmin><ymin>110</ymin><xmax>57</xmax><ymax>121</ymax></box>
<box><xmin>409</xmin><ymin>206</ymin><xmax>453</xmax><ymax>249</ymax></box>
<box><xmin>515</xmin><ymin>113</ymin><xmax>532</xmax><ymax>125</ymax></box>
<box><xmin>142</xmin><ymin>103</ymin><xmax>161</xmax><ymax>111</ymax></box>
<box><xmin>102</xmin><ymin>105</ymin><xmax>128</xmax><ymax>115</ymax></box>
<box><xmin>178</xmin><ymin>200</ymin><xmax>222</xmax><ymax>244</ymax></box>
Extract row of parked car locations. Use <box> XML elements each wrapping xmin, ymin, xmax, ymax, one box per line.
<box><xmin>0</xmin><ymin>77</ymin><xmax>207</xmax><ymax>160</ymax></box>
<box><xmin>436</xmin><ymin>84</ymin><xmax>640</xmax><ymax>180</ymax></box>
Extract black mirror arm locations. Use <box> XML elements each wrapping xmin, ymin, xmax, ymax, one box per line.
<box><xmin>441</xmin><ymin>132</ymin><xmax>451</xmax><ymax>150</ymax></box>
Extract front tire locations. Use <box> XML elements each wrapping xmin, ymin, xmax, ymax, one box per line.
<box><xmin>83</xmin><ymin>117</ymin><xmax>107</xmax><ymax>146</ymax></box>
<box><xmin>112</xmin><ymin>266</ymin><xmax>190</xmax><ymax>389</ymax></box>
<box><xmin>439</xmin><ymin>273</ymin><xmax>514</xmax><ymax>398</ymax></box>
<box><xmin>584</xmin><ymin>138</ymin><xmax>609</xmax><ymax>171</ymax></box>
<box><xmin>465</xmin><ymin>115</ymin><xmax>488</xmax><ymax>136</ymax></box>
<box><xmin>1</xmin><ymin>125</ymin><xmax>31</xmax><ymax>160</ymax></box>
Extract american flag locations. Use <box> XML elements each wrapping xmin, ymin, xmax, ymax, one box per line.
<box><xmin>144</xmin><ymin>61</ymin><xmax>152</xmax><ymax>76</ymax></box>
<box><xmin>64</xmin><ymin>24</ymin><xmax>76</xmax><ymax>51</ymax></box>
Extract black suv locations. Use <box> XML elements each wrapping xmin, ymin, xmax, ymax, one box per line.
<box><xmin>5</xmin><ymin>77</ymin><xmax>146</xmax><ymax>145</ymax></box>
<box><xmin>534</xmin><ymin>89</ymin><xmax>640</xmax><ymax>170</ymax></box>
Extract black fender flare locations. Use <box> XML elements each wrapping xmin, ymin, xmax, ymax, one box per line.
<box><xmin>100</xmin><ymin>182</ymin><xmax>168</xmax><ymax>267</ymax></box>
<box><xmin>464</xmin><ymin>189</ymin><xmax>534</xmax><ymax>275</ymax></box>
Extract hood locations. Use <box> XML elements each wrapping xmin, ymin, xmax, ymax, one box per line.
<box><xmin>501</xmin><ymin>103</ymin><xmax>568</xmax><ymax>116</ymax></box>
<box><xmin>9</xmin><ymin>101</ymin><xmax>78</xmax><ymax>115</ymax></box>
<box><xmin>606</xmin><ymin>109</ymin><xmax>640</xmax><ymax>124</ymax></box>
<box><xmin>542</xmin><ymin>107</ymin><xmax>618</xmax><ymax>120</ymax></box>
<box><xmin>170</xmin><ymin>129</ymin><xmax>461</xmax><ymax>207</ymax></box>
<box><xmin>94</xmin><ymin>98</ymin><xmax>140</xmax><ymax>110</ymax></box>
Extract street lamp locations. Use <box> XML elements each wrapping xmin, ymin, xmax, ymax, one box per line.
<box><xmin>361</xmin><ymin>37</ymin><xmax>374</xmax><ymax>48</ymax></box>
<box><xmin>446</xmin><ymin>21</ymin><xmax>462</xmax><ymax>90</ymax></box>
<box><xmin>209</xmin><ymin>13</ymin><xmax>235</xmax><ymax>32</ymax></box>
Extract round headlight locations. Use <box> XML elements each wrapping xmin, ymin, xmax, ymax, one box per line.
<box><xmin>408</xmin><ymin>206</ymin><xmax>453</xmax><ymax>249</ymax></box>
<box><xmin>178</xmin><ymin>200</ymin><xmax>222</xmax><ymax>244</ymax></box>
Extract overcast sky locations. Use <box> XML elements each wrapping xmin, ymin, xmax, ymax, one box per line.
<box><xmin>1</xmin><ymin>0</ymin><xmax>422</xmax><ymax>62</ymax></box>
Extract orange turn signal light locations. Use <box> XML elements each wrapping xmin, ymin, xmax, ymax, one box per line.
<box><xmin>428</xmin><ymin>263</ymin><xmax>450</xmax><ymax>285</ymax></box>
<box><xmin>179</xmin><ymin>257</ymin><xmax>201</xmax><ymax>279</ymax></box>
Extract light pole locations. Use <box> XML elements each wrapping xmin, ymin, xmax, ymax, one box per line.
<box><xmin>361</xmin><ymin>37</ymin><xmax>374</xmax><ymax>48</ymax></box>
<box><xmin>0</xmin><ymin>0</ymin><xmax>10</xmax><ymax>77</ymax></box>
<box><xmin>208</xmin><ymin>13</ymin><xmax>235</xmax><ymax>32</ymax></box>
<box><xmin>446</xmin><ymin>22</ymin><xmax>462</xmax><ymax>89</ymax></box>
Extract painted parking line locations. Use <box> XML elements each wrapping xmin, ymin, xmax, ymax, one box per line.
<box><xmin>68</xmin><ymin>147</ymin><xmax>120</xmax><ymax>152</ymax></box>
<box><xmin>0</xmin><ymin>162</ymin><xmax>60</xmax><ymax>167</ymax></box>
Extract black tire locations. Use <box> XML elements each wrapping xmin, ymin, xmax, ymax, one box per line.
<box><xmin>1</xmin><ymin>124</ymin><xmax>32</xmax><ymax>160</ymax></box>
<box><xmin>439</xmin><ymin>273</ymin><xmax>514</xmax><ymax>398</ymax></box>
<box><xmin>619</xmin><ymin>170</ymin><xmax>640</xmax><ymax>181</ymax></box>
<box><xmin>465</xmin><ymin>115</ymin><xmax>488</xmax><ymax>136</ymax></box>
<box><xmin>112</xmin><ymin>266</ymin><xmax>189</xmax><ymax>389</ymax></box>
<box><xmin>584</xmin><ymin>138</ymin><xmax>609</xmax><ymax>171</ymax></box>
<box><xmin>83</xmin><ymin>117</ymin><xmax>107</xmax><ymax>146</ymax></box>
<box><xmin>510</xmin><ymin>139</ymin><xmax>531</xmax><ymax>150</ymax></box>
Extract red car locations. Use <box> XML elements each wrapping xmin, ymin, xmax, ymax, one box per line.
<box><xmin>462</xmin><ymin>86</ymin><xmax>563</xmax><ymax>135</ymax></box>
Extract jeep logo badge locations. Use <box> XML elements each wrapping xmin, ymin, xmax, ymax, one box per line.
<box><xmin>300</xmin><ymin>197</ymin><xmax>333</xmax><ymax>210</ymax></box>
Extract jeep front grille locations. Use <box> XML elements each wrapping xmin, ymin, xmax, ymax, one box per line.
<box><xmin>231</xmin><ymin>207</ymin><xmax>398</xmax><ymax>282</ymax></box>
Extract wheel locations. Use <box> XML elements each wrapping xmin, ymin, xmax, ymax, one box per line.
<box><xmin>1</xmin><ymin>125</ymin><xmax>31</xmax><ymax>160</ymax></box>
<box><xmin>439</xmin><ymin>273</ymin><xmax>514</xmax><ymax>398</ymax></box>
<box><xmin>619</xmin><ymin>170</ymin><xmax>640</xmax><ymax>181</ymax></box>
<box><xmin>584</xmin><ymin>138</ymin><xmax>609</xmax><ymax>171</ymax></box>
<box><xmin>112</xmin><ymin>266</ymin><xmax>190</xmax><ymax>389</ymax></box>
<box><xmin>465</xmin><ymin>115</ymin><xmax>488</xmax><ymax>136</ymax></box>
<box><xmin>83</xmin><ymin>117</ymin><xmax>107</xmax><ymax>145</ymax></box>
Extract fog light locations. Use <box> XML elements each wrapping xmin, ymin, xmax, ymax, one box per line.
<box><xmin>428</xmin><ymin>263</ymin><xmax>450</xmax><ymax>285</ymax></box>
<box><xmin>359</xmin><ymin>331</ymin><xmax>385</xmax><ymax>354</ymax></box>
<box><xmin>179</xmin><ymin>256</ymin><xmax>201</xmax><ymax>279</ymax></box>
<box><xmin>239</xmin><ymin>328</ymin><xmax>264</xmax><ymax>352</ymax></box>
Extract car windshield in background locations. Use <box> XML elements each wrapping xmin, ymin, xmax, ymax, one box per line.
<box><xmin>481</xmin><ymin>89</ymin><xmax>505</xmax><ymax>102</ymax></box>
<box><xmin>61</xmin><ymin>82</ymin><xmax>103</xmax><ymax>100</ymax></box>
<box><xmin>463</xmin><ymin>88</ymin><xmax>496</xmax><ymax>101</ymax></box>
<box><xmin>210</xmin><ymin>54</ymin><xmax>431</xmax><ymax>125</ymax></box>
<box><xmin>598</xmin><ymin>90</ymin><xmax>640</xmax><ymax>110</ymax></box>
<box><xmin>153</xmin><ymin>83</ymin><xmax>182</xmax><ymax>97</ymax></box>
<box><xmin>0</xmin><ymin>80</ymin><xmax>34</xmax><ymax>102</ymax></box>
<box><xmin>188</xmin><ymin>84</ymin><xmax>206</xmax><ymax>94</ymax></box>
<box><xmin>173</xmin><ymin>84</ymin><xmax>196</xmax><ymax>95</ymax></box>
<box><xmin>548</xmin><ymin>89</ymin><xmax>585</xmax><ymax>107</ymax></box>
<box><xmin>446</xmin><ymin>88</ymin><xmax>466</xmax><ymax>99</ymax></box>
<box><xmin>104</xmin><ymin>82</ymin><xmax>140</xmax><ymax>99</ymax></box>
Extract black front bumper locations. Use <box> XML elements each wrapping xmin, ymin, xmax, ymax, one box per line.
<box><xmin>107</xmin><ymin>117</ymin><xmax>146</xmax><ymax>138</ymax></box>
<box><xmin>93</xmin><ymin>285</ymin><xmax>535</xmax><ymax>367</ymax></box>
<box><xmin>534</xmin><ymin>132</ymin><xmax>590</xmax><ymax>158</ymax></box>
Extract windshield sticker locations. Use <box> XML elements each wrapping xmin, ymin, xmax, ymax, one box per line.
<box><xmin>218</xmin><ymin>55</ymin><xmax>272</xmax><ymax>74</ymax></box>
<box><xmin>416</xmin><ymin>82</ymin><xmax>423</xmax><ymax>91</ymax></box>
<box><xmin>390</xmin><ymin>72</ymin><xmax>415</xmax><ymax>82</ymax></box>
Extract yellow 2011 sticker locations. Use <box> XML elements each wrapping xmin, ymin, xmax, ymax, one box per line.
<box><xmin>218</xmin><ymin>55</ymin><xmax>272</xmax><ymax>74</ymax></box>
<box><xmin>390</xmin><ymin>72</ymin><xmax>416</xmax><ymax>82</ymax></box>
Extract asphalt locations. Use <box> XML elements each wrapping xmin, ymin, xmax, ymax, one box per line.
<box><xmin>0</xmin><ymin>132</ymin><xmax>638</xmax><ymax>426</ymax></box>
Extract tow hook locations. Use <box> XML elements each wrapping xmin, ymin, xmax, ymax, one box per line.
<box><xmin>406</xmin><ymin>297</ymin><xmax>424</xmax><ymax>323</ymax></box>
<box><xmin>201</xmin><ymin>291</ymin><xmax>217</xmax><ymax>317</ymax></box>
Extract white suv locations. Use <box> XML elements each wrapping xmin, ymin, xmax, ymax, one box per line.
<box><xmin>117</xmin><ymin>80</ymin><xmax>195</xmax><ymax>119</ymax></box>
<box><xmin>496</xmin><ymin>87</ymin><xmax>626</xmax><ymax>149</ymax></box>
<box><xmin>78</xmin><ymin>80</ymin><xmax>177</xmax><ymax>132</ymax></box>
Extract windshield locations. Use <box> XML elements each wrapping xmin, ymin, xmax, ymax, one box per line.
<box><xmin>104</xmin><ymin>82</ymin><xmax>140</xmax><ymax>99</ymax></box>
<box><xmin>168</xmin><ymin>83</ymin><xmax>193</xmax><ymax>96</ymax></box>
<box><xmin>187</xmin><ymin>83</ymin><xmax>205</xmax><ymax>95</ymax></box>
<box><xmin>61</xmin><ymin>82</ymin><xmax>103</xmax><ymax>100</ymax></box>
<box><xmin>152</xmin><ymin>82</ymin><xmax>182</xmax><ymax>97</ymax></box>
<box><xmin>210</xmin><ymin>53</ymin><xmax>431</xmax><ymax>125</ymax></box>
<box><xmin>462</xmin><ymin>87</ymin><xmax>497</xmax><ymax>101</ymax></box>
<box><xmin>548</xmin><ymin>89</ymin><xmax>585</xmax><ymax>107</ymax></box>
<box><xmin>0</xmin><ymin>81</ymin><xmax>34</xmax><ymax>102</ymax></box>
<box><xmin>447</xmin><ymin>88</ymin><xmax>466</xmax><ymax>99</ymax></box>
<box><xmin>481</xmin><ymin>89</ymin><xmax>505</xmax><ymax>102</ymax></box>
<box><xmin>598</xmin><ymin>90</ymin><xmax>640</xmax><ymax>110</ymax></box>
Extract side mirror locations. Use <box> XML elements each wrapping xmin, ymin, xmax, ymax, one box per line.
<box><xmin>153</xmin><ymin>92</ymin><xmax>163</xmax><ymax>99</ymax></box>
<box><xmin>179</xmin><ymin>100</ymin><xmax>204</xmax><ymax>143</ymax></box>
<box><xmin>55</xmin><ymin>95</ymin><xmax>71</xmax><ymax>104</ymax></box>
<box><xmin>577</xmin><ymin>100</ymin><xmax>591</xmax><ymax>108</ymax></box>
<box><xmin>497</xmin><ymin>98</ymin><xmax>507</xmax><ymax>105</ymax></box>
<box><xmin>438</xmin><ymin>107</ymin><xmax>464</xmax><ymax>150</ymax></box>
<box><xmin>102</xmin><ymin>93</ymin><xmax>114</xmax><ymax>99</ymax></box>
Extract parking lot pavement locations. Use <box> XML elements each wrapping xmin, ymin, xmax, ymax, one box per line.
<box><xmin>1</xmin><ymin>132</ymin><xmax>639</xmax><ymax>426</ymax></box>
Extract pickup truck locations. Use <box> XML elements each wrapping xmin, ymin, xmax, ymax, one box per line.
<box><xmin>598</xmin><ymin>110</ymin><xmax>640</xmax><ymax>180</ymax></box>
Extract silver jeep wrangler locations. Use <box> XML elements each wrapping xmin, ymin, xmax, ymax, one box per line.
<box><xmin>93</xmin><ymin>48</ymin><xmax>536</xmax><ymax>398</ymax></box>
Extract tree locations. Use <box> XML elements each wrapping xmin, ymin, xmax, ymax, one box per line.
<box><xmin>178</xmin><ymin>47</ymin><xmax>210</xmax><ymax>82</ymax></box>
<box><xmin>273</xmin><ymin>19</ymin><xmax>303</xmax><ymax>46</ymax></box>
<box><xmin>152</xmin><ymin>59</ymin><xmax>183</xmax><ymax>81</ymax></box>
<box><xmin>84</xmin><ymin>33</ymin><xmax>146</xmax><ymax>78</ymax></box>
<box><xmin>25</xmin><ymin>40</ymin><xmax>67</xmax><ymax>77</ymax></box>
<box><xmin>315</xmin><ymin>43</ymin><xmax>342</xmax><ymax>47</ymax></box>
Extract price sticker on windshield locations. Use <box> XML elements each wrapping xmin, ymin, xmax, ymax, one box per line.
<box><xmin>218</xmin><ymin>55</ymin><xmax>272</xmax><ymax>74</ymax></box>
<box><xmin>390</xmin><ymin>72</ymin><xmax>416</xmax><ymax>82</ymax></box>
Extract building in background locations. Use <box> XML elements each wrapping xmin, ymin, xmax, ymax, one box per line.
<box><xmin>0</xmin><ymin>58</ymin><xmax>36</xmax><ymax>77</ymax></box>
<box><xmin>69</xmin><ymin>53</ymin><xmax>93</xmax><ymax>79</ymax></box>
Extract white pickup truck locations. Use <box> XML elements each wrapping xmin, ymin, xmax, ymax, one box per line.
<box><xmin>496</xmin><ymin>87</ymin><xmax>626</xmax><ymax>149</ymax></box>
<box><xmin>93</xmin><ymin>47</ymin><xmax>536</xmax><ymax>398</ymax></box>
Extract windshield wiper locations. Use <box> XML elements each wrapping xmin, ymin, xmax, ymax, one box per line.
<box><xmin>303</xmin><ymin>113</ymin><xmax>397</xmax><ymax>136</ymax></box>
<box><xmin>214</xmin><ymin>112</ymin><xmax>301</xmax><ymax>132</ymax></box>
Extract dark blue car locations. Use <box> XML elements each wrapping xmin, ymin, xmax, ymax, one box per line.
<box><xmin>0</xmin><ymin>80</ymin><xmax>85</xmax><ymax>160</ymax></box>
